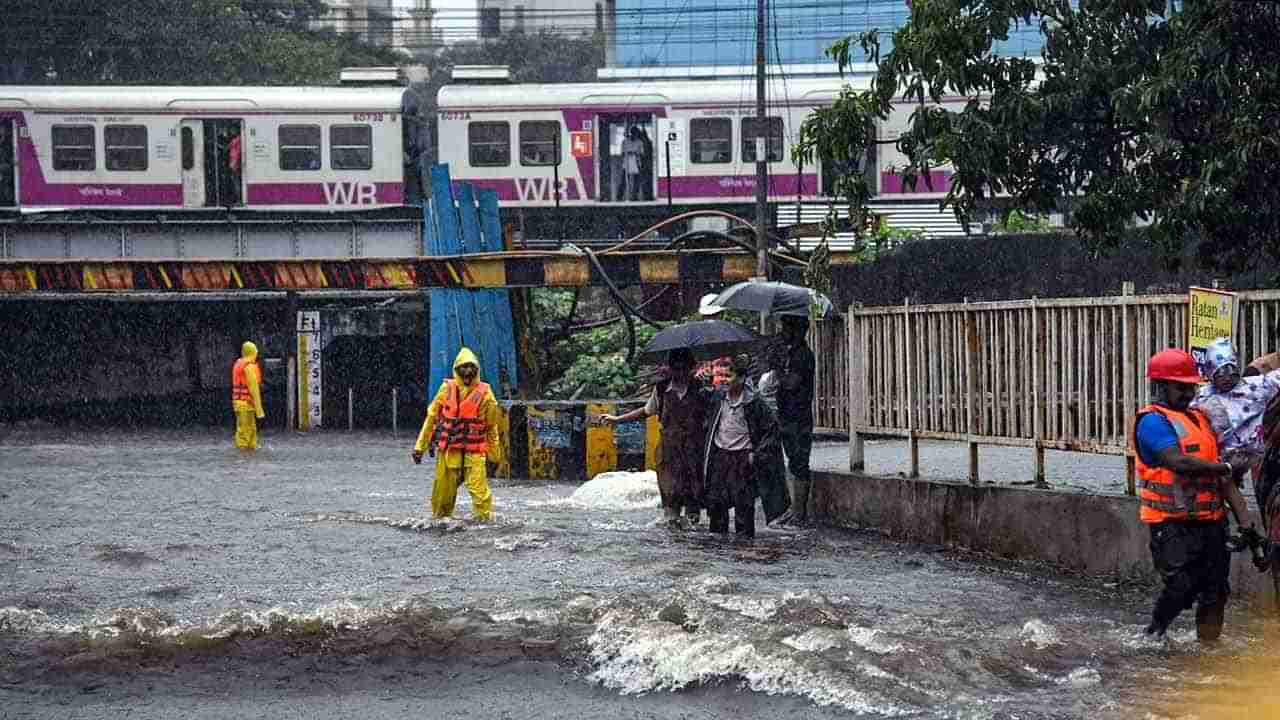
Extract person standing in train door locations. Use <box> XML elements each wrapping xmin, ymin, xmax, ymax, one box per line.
<box><xmin>226</xmin><ymin>130</ymin><xmax>242</xmax><ymax>206</ymax></box>
<box><xmin>608</xmin><ymin>123</ymin><xmax>627</xmax><ymax>202</ymax></box>
<box><xmin>622</xmin><ymin>126</ymin><xmax>644</xmax><ymax>201</ymax></box>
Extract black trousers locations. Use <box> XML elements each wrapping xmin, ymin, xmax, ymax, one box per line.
<box><xmin>705</xmin><ymin>447</ymin><xmax>756</xmax><ymax>537</ymax></box>
<box><xmin>780</xmin><ymin>422</ymin><xmax>812</xmax><ymax>487</ymax></box>
<box><xmin>1149</xmin><ymin>519</ymin><xmax>1230</xmax><ymax>637</ymax></box>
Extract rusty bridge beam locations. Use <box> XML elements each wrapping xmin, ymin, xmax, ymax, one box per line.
<box><xmin>0</xmin><ymin>249</ymin><xmax>859</xmax><ymax>295</ymax></box>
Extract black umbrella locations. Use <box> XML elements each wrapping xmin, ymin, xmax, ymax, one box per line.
<box><xmin>711</xmin><ymin>281</ymin><xmax>833</xmax><ymax>318</ymax></box>
<box><xmin>639</xmin><ymin>320</ymin><xmax>762</xmax><ymax>363</ymax></box>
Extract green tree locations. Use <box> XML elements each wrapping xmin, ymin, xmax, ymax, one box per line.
<box><xmin>530</xmin><ymin>288</ymin><xmax>660</xmax><ymax>400</ymax></box>
<box><xmin>0</xmin><ymin>0</ymin><xmax>399</xmax><ymax>84</ymax></box>
<box><xmin>796</xmin><ymin>1</ymin><xmax>1280</xmax><ymax>272</ymax></box>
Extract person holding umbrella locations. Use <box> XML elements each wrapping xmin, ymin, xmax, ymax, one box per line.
<box><xmin>771</xmin><ymin>315</ymin><xmax>817</xmax><ymax>526</ymax></box>
<box><xmin>708</xmin><ymin>281</ymin><xmax>825</xmax><ymax>526</ymax></box>
<box><xmin>602</xmin><ymin>348</ymin><xmax>711</xmax><ymax>528</ymax></box>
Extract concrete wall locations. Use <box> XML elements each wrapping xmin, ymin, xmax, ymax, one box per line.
<box><xmin>811</xmin><ymin>470</ymin><xmax>1272</xmax><ymax>599</ymax></box>
<box><xmin>0</xmin><ymin>300</ymin><xmax>425</xmax><ymax>428</ymax></box>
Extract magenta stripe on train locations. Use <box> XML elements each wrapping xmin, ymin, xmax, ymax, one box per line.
<box><xmin>456</xmin><ymin>173</ymin><xmax>822</xmax><ymax>203</ymax></box>
<box><xmin>879</xmin><ymin>171</ymin><xmax>953</xmax><ymax>194</ymax></box>
<box><xmin>247</xmin><ymin>182</ymin><xmax>404</xmax><ymax>205</ymax></box>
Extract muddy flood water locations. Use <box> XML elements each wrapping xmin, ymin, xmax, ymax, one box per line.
<box><xmin>3</xmin><ymin>426</ymin><xmax>1280</xmax><ymax>719</ymax></box>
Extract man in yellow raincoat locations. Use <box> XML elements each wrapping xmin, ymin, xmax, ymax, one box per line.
<box><xmin>231</xmin><ymin>341</ymin><xmax>265</xmax><ymax>450</ymax></box>
<box><xmin>412</xmin><ymin>348</ymin><xmax>500</xmax><ymax>520</ymax></box>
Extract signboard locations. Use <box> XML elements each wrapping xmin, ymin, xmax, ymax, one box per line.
<box><xmin>528</xmin><ymin>407</ymin><xmax>576</xmax><ymax>449</ymax></box>
<box><xmin>570</xmin><ymin>131</ymin><xmax>592</xmax><ymax>158</ymax></box>
<box><xmin>657</xmin><ymin>118</ymin><xmax>685</xmax><ymax>176</ymax></box>
<box><xmin>1188</xmin><ymin>286</ymin><xmax>1236</xmax><ymax>368</ymax></box>
<box><xmin>297</xmin><ymin>311</ymin><xmax>322</xmax><ymax>429</ymax></box>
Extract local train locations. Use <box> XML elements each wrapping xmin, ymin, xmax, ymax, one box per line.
<box><xmin>0</xmin><ymin>86</ymin><xmax>410</xmax><ymax>214</ymax></box>
<box><xmin>0</xmin><ymin>78</ymin><xmax>960</xmax><ymax>237</ymax></box>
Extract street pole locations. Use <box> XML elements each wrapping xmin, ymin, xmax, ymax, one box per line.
<box><xmin>754</xmin><ymin>0</ymin><xmax>769</xmax><ymax>281</ymax></box>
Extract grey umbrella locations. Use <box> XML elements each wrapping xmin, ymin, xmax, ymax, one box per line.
<box><xmin>639</xmin><ymin>320</ymin><xmax>762</xmax><ymax>363</ymax></box>
<box><xmin>711</xmin><ymin>281</ymin><xmax>833</xmax><ymax>318</ymax></box>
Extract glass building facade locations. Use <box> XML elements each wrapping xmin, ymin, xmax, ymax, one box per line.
<box><xmin>612</xmin><ymin>0</ymin><xmax>1047</xmax><ymax>68</ymax></box>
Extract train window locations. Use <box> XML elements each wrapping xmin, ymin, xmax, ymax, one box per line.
<box><xmin>331</xmin><ymin>124</ymin><xmax>372</xmax><ymax>170</ymax></box>
<box><xmin>469</xmin><ymin>121</ymin><xmax>510</xmax><ymax>167</ymax></box>
<box><xmin>690</xmin><ymin>118</ymin><xmax>732</xmax><ymax>164</ymax></box>
<box><xmin>519</xmin><ymin>121</ymin><xmax>560</xmax><ymax>167</ymax></box>
<box><xmin>105</xmin><ymin>125</ymin><xmax>148</xmax><ymax>171</ymax></box>
<box><xmin>741</xmin><ymin>117</ymin><xmax>783</xmax><ymax>163</ymax></box>
<box><xmin>51</xmin><ymin>125</ymin><xmax>96</xmax><ymax>171</ymax></box>
<box><xmin>181</xmin><ymin>127</ymin><xmax>194</xmax><ymax>170</ymax></box>
<box><xmin>279</xmin><ymin>125</ymin><xmax>321</xmax><ymax>171</ymax></box>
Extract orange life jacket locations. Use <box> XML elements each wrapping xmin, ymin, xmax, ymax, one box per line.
<box><xmin>1133</xmin><ymin>404</ymin><xmax>1226</xmax><ymax>524</ymax></box>
<box><xmin>231</xmin><ymin>358</ymin><xmax>255</xmax><ymax>404</ymax></box>
<box><xmin>436</xmin><ymin>380</ymin><xmax>491</xmax><ymax>453</ymax></box>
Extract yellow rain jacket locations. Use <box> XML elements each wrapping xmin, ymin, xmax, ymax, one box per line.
<box><xmin>232</xmin><ymin>341</ymin><xmax>264</xmax><ymax>417</ymax></box>
<box><xmin>414</xmin><ymin>348</ymin><xmax>501</xmax><ymax>519</ymax></box>
<box><xmin>232</xmin><ymin>341</ymin><xmax>264</xmax><ymax>450</ymax></box>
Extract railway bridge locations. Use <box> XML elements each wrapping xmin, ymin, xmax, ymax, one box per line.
<box><xmin>0</xmin><ymin>178</ymin><xmax>857</xmax><ymax>431</ymax></box>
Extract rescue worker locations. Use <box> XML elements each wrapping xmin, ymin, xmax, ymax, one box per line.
<box><xmin>412</xmin><ymin>348</ymin><xmax>500</xmax><ymax>521</ymax></box>
<box><xmin>771</xmin><ymin>315</ymin><xmax>817</xmax><ymax>527</ymax></box>
<box><xmin>602</xmin><ymin>348</ymin><xmax>710</xmax><ymax>527</ymax></box>
<box><xmin>1135</xmin><ymin>348</ymin><xmax>1254</xmax><ymax>642</ymax></box>
<box><xmin>702</xmin><ymin>354</ymin><xmax>782</xmax><ymax>538</ymax></box>
<box><xmin>231</xmin><ymin>341</ymin><xmax>265</xmax><ymax>450</ymax></box>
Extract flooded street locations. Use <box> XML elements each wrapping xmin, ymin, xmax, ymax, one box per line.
<box><xmin>2</xmin><ymin>426</ymin><xmax>1278</xmax><ymax>719</ymax></box>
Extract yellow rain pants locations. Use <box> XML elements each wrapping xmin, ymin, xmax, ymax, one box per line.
<box><xmin>234</xmin><ymin>408</ymin><xmax>259</xmax><ymax>450</ymax></box>
<box><xmin>431</xmin><ymin>451</ymin><xmax>493</xmax><ymax>520</ymax></box>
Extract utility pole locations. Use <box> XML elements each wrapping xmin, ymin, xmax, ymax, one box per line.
<box><xmin>754</xmin><ymin>0</ymin><xmax>769</xmax><ymax>280</ymax></box>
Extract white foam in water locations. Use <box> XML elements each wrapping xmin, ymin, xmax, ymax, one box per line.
<box><xmin>847</xmin><ymin>626</ymin><xmax>904</xmax><ymax>655</ymax></box>
<box><xmin>491</xmin><ymin>608</ymin><xmax>558</xmax><ymax>624</ymax></box>
<box><xmin>0</xmin><ymin>607</ymin><xmax>81</xmax><ymax>635</ymax></box>
<box><xmin>1019</xmin><ymin>619</ymin><xmax>1061</xmax><ymax>649</ymax></box>
<box><xmin>494</xmin><ymin>533</ymin><xmax>548</xmax><ymax>551</ymax></box>
<box><xmin>690</xmin><ymin>575</ymin><xmax>780</xmax><ymax>620</ymax></box>
<box><xmin>782</xmin><ymin>628</ymin><xmax>843</xmax><ymax>652</ymax></box>
<box><xmin>1057</xmin><ymin>667</ymin><xmax>1102</xmax><ymax>687</ymax></box>
<box><xmin>587</xmin><ymin>609</ymin><xmax>908</xmax><ymax>715</ymax></box>
<box><xmin>557</xmin><ymin>471</ymin><xmax>660</xmax><ymax>511</ymax></box>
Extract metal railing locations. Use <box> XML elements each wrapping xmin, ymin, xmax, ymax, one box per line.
<box><xmin>821</xmin><ymin>285</ymin><xmax>1280</xmax><ymax>492</ymax></box>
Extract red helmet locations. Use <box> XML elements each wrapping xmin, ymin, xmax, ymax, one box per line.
<box><xmin>1147</xmin><ymin>349</ymin><xmax>1202</xmax><ymax>384</ymax></box>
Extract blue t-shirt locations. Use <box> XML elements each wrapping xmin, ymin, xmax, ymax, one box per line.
<box><xmin>1136</xmin><ymin>413</ymin><xmax>1180</xmax><ymax>466</ymax></box>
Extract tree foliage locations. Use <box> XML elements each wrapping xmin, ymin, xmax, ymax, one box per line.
<box><xmin>531</xmin><ymin>289</ymin><xmax>658</xmax><ymax>400</ymax></box>
<box><xmin>796</xmin><ymin>0</ymin><xmax>1280</xmax><ymax>272</ymax></box>
<box><xmin>0</xmin><ymin>0</ymin><xmax>400</xmax><ymax>84</ymax></box>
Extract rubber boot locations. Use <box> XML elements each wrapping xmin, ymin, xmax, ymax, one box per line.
<box><xmin>788</xmin><ymin>480</ymin><xmax>811</xmax><ymax>525</ymax></box>
<box><xmin>663</xmin><ymin>507</ymin><xmax>680</xmax><ymax>527</ymax></box>
<box><xmin>1196</xmin><ymin>600</ymin><xmax>1226</xmax><ymax>643</ymax></box>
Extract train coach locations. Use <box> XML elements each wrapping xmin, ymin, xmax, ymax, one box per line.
<box><xmin>0</xmin><ymin>86</ymin><xmax>410</xmax><ymax>214</ymax></box>
<box><xmin>435</xmin><ymin>75</ymin><xmax>965</xmax><ymax>239</ymax></box>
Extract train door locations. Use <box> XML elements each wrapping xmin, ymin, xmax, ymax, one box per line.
<box><xmin>180</xmin><ymin>120</ymin><xmax>205</xmax><ymax>208</ymax></box>
<box><xmin>201</xmin><ymin>119</ymin><xmax>244</xmax><ymax>207</ymax></box>
<box><xmin>0</xmin><ymin>118</ymin><xmax>15</xmax><ymax>207</ymax></box>
<box><xmin>598</xmin><ymin>113</ymin><xmax>655</xmax><ymax>202</ymax></box>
